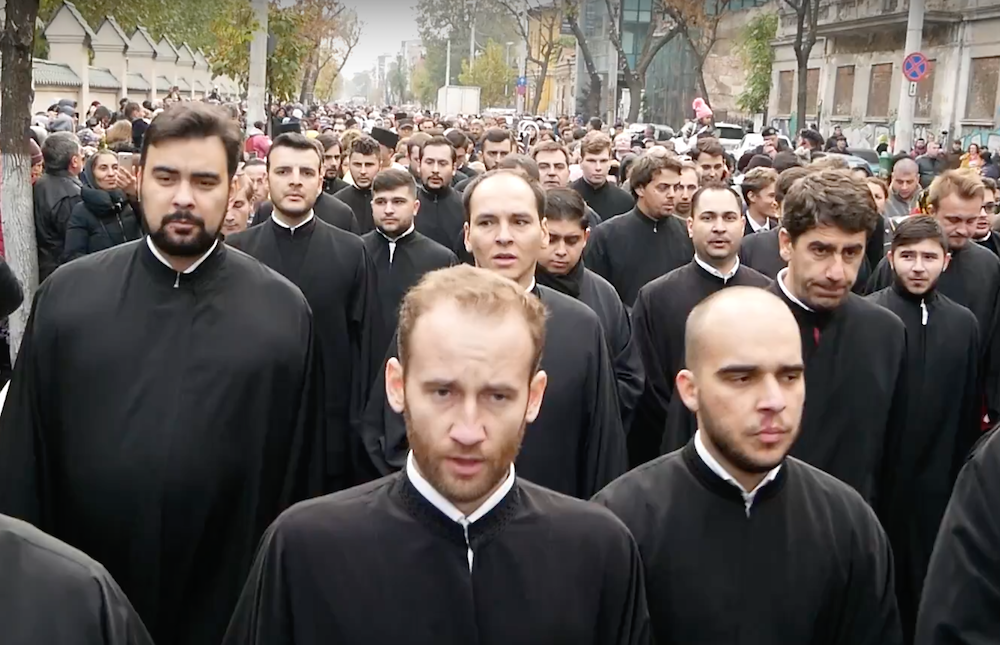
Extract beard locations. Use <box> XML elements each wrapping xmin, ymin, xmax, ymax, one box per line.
<box><xmin>148</xmin><ymin>210</ymin><xmax>219</xmax><ymax>257</ymax></box>
<box><xmin>404</xmin><ymin>406</ymin><xmax>525</xmax><ymax>507</ymax></box>
<box><xmin>699</xmin><ymin>397</ymin><xmax>786</xmax><ymax>475</ymax></box>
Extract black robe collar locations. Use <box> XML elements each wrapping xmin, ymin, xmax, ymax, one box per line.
<box><xmin>681</xmin><ymin>439</ymin><xmax>787</xmax><ymax>509</ymax></box>
<box><xmin>629</xmin><ymin>206</ymin><xmax>670</xmax><ymax>231</ymax></box>
<box><xmin>139</xmin><ymin>238</ymin><xmax>226</xmax><ymax>288</ymax></box>
<box><xmin>268</xmin><ymin>214</ymin><xmax>317</xmax><ymax>239</ymax></box>
<box><xmin>891</xmin><ymin>277</ymin><xmax>939</xmax><ymax>305</ymax></box>
<box><xmin>535</xmin><ymin>259</ymin><xmax>585</xmax><ymax>299</ymax></box>
<box><xmin>420</xmin><ymin>184</ymin><xmax>457</xmax><ymax>202</ymax></box>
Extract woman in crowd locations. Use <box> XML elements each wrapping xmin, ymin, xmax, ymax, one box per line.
<box><xmin>62</xmin><ymin>150</ymin><xmax>141</xmax><ymax>261</ymax></box>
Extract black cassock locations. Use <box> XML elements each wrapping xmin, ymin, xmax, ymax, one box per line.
<box><xmin>323</xmin><ymin>176</ymin><xmax>350</xmax><ymax>195</ymax></box>
<box><xmin>1</xmin><ymin>514</ymin><xmax>153</xmax><ymax>645</ymax></box>
<box><xmin>334</xmin><ymin>184</ymin><xmax>375</xmax><ymax>234</ymax></box>
<box><xmin>252</xmin><ymin>193</ymin><xmax>360</xmax><ymax>234</ymax></box>
<box><xmin>740</xmin><ymin>227</ymin><xmax>870</xmax><ymax>293</ymax></box>
<box><xmin>0</xmin><ymin>240</ymin><xmax>321</xmax><ymax>645</ymax></box>
<box><xmin>584</xmin><ymin>207</ymin><xmax>693</xmax><ymax>309</ymax></box>
<box><xmin>362</xmin><ymin>227</ymin><xmax>457</xmax><ymax>353</ymax></box>
<box><xmin>362</xmin><ymin>284</ymin><xmax>627</xmax><ymax>499</ymax></box>
<box><xmin>415</xmin><ymin>185</ymin><xmax>466</xmax><ymax>252</ymax></box>
<box><xmin>594</xmin><ymin>442</ymin><xmax>902</xmax><ymax>645</ymax></box>
<box><xmin>764</xmin><ymin>281</ymin><xmax>908</xmax><ymax>504</ymax></box>
<box><xmin>915</xmin><ymin>429</ymin><xmax>1000</xmax><ymax>644</ymax></box>
<box><xmin>866</xmin><ymin>243</ymin><xmax>1000</xmax><ymax>417</ymax></box>
<box><xmin>536</xmin><ymin>262</ymin><xmax>644</xmax><ymax>428</ymax></box>
<box><xmin>228</xmin><ymin>217</ymin><xmax>382</xmax><ymax>488</ymax></box>
<box><xmin>975</xmin><ymin>231</ymin><xmax>1000</xmax><ymax>257</ymax></box>
<box><xmin>570</xmin><ymin>177</ymin><xmax>635</xmax><ymax>220</ymax></box>
<box><xmin>223</xmin><ymin>474</ymin><xmax>650</xmax><ymax>645</ymax></box>
<box><xmin>635</xmin><ymin>260</ymin><xmax>771</xmax><ymax>468</ymax></box>
<box><xmin>867</xmin><ymin>285</ymin><xmax>981</xmax><ymax>643</ymax></box>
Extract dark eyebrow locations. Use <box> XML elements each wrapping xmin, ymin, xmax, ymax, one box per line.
<box><xmin>717</xmin><ymin>363</ymin><xmax>805</xmax><ymax>375</ymax></box>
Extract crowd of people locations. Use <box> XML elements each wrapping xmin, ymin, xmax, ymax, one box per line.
<box><xmin>0</xmin><ymin>91</ymin><xmax>998</xmax><ymax>645</ymax></box>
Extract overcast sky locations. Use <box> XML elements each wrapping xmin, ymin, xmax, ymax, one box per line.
<box><xmin>339</xmin><ymin>0</ymin><xmax>421</xmax><ymax>76</ymax></box>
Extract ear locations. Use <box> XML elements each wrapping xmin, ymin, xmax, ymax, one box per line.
<box><xmin>675</xmin><ymin>368</ymin><xmax>700</xmax><ymax>414</ymax></box>
<box><xmin>413</xmin><ymin>199</ymin><xmax>421</xmax><ymax>216</ymax></box>
<box><xmin>228</xmin><ymin>175</ymin><xmax>239</xmax><ymax>203</ymax></box>
<box><xmin>539</xmin><ymin>216</ymin><xmax>550</xmax><ymax>247</ymax></box>
<box><xmin>464</xmin><ymin>221</ymin><xmax>474</xmax><ymax>256</ymax></box>
<box><xmin>943</xmin><ymin>251</ymin><xmax>952</xmax><ymax>272</ymax></box>
<box><xmin>686</xmin><ymin>215</ymin><xmax>694</xmax><ymax>239</ymax></box>
<box><xmin>778</xmin><ymin>227</ymin><xmax>793</xmax><ymax>262</ymax></box>
<box><xmin>887</xmin><ymin>250</ymin><xmax>895</xmax><ymax>272</ymax></box>
<box><xmin>582</xmin><ymin>227</ymin><xmax>591</xmax><ymax>246</ymax></box>
<box><xmin>386</xmin><ymin>357</ymin><xmax>406</xmax><ymax>414</ymax></box>
<box><xmin>524</xmin><ymin>370</ymin><xmax>548</xmax><ymax>423</ymax></box>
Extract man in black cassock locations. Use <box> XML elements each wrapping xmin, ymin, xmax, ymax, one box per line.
<box><xmin>0</xmin><ymin>103</ymin><xmax>322</xmax><ymax>645</ymax></box>
<box><xmin>415</xmin><ymin>135</ymin><xmax>466</xmax><ymax>251</ymax></box>
<box><xmin>865</xmin><ymin>170</ymin><xmax>1000</xmax><ymax>420</ymax></box>
<box><xmin>759</xmin><ymin>169</ymin><xmax>907</xmax><ymax>504</ymax></box>
<box><xmin>1</xmin><ymin>514</ymin><xmax>153</xmax><ymax>645</ymax></box>
<box><xmin>585</xmin><ymin>154</ymin><xmax>694</xmax><ymax>310</ymax></box>
<box><xmin>334</xmin><ymin>135</ymin><xmax>381</xmax><ymax>233</ymax></box>
<box><xmin>363</xmin><ymin>168</ymin><xmax>456</xmax><ymax>353</ymax></box>
<box><xmin>634</xmin><ymin>183</ymin><xmax>771</xmax><ymax>468</ymax></box>
<box><xmin>316</xmin><ymin>133</ymin><xmax>350</xmax><ymax>195</ymax></box>
<box><xmin>973</xmin><ymin>177</ymin><xmax>999</xmax><ymax>256</ymax></box>
<box><xmin>454</xmin><ymin>128</ymin><xmax>513</xmax><ymax>192</ymax></box>
<box><xmin>595</xmin><ymin>287</ymin><xmax>902</xmax><ymax>645</ymax></box>
<box><xmin>533</xmin><ymin>140</ymin><xmax>602</xmax><ymax>225</ymax></box>
<box><xmin>866</xmin><ymin>216</ymin><xmax>981</xmax><ymax>644</ymax></box>
<box><xmin>362</xmin><ymin>170</ymin><xmax>627</xmax><ymax>499</ymax></box>
<box><xmin>224</xmin><ymin>265</ymin><xmax>651</xmax><ymax>645</ymax></box>
<box><xmin>253</xmin><ymin>193</ymin><xmax>359</xmax><ymax>234</ymax></box>
<box><xmin>535</xmin><ymin>187</ymin><xmax>643</xmax><ymax>428</ymax></box>
<box><xmin>570</xmin><ymin>131</ymin><xmax>635</xmax><ymax>219</ymax></box>
<box><xmin>915</xmin><ymin>428</ymin><xmax>1000</xmax><ymax>644</ymax></box>
<box><xmin>228</xmin><ymin>132</ymin><xmax>381</xmax><ymax>490</ymax></box>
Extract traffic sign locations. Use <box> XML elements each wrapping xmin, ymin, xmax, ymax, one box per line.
<box><xmin>903</xmin><ymin>52</ymin><xmax>930</xmax><ymax>82</ymax></box>
<box><xmin>516</xmin><ymin>76</ymin><xmax>528</xmax><ymax>88</ymax></box>
<box><xmin>516</xmin><ymin>84</ymin><xmax>526</xmax><ymax>96</ymax></box>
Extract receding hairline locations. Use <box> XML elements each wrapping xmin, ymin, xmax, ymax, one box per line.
<box><xmin>893</xmin><ymin>158</ymin><xmax>918</xmax><ymax>175</ymax></box>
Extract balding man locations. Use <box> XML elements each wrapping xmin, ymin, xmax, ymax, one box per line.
<box><xmin>595</xmin><ymin>287</ymin><xmax>902</xmax><ymax>645</ymax></box>
<box><xmin>885</xmin><ymin>158</ymin><xmax>920</xmax><ymax>226</ymax></box>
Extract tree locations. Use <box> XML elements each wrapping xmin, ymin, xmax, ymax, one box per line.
<box><xmin>410</xmin><ymin>60</ymin><xmax>438</xmax><ymax>107</ymax></box>
<box><xmin>1</xmin><ymin>0</ymin><xmax>40</xmax><ymax>358</ymax></box>
<box><xmin>497</xmin><ymin>0</ymin><xmax>568</xmax><ymax>115</ymax></box>
<box><xmin>296</xmin><ymin>0</ymin><xmax>360</xmax><ymax>105</ymax></box>
<box><xmin>561</xmin><ymin>0</ymin><xmax>601</xmax><ymax>119</ymax></box>
<box><xmin>604</xmin><ymin>0</ymin><xmax>682</xmax><ymax>122</ymax></box>
<box><xmin>670</xmin><ymin>0</ymin><xmax>732</xmax><ymax>106</ymax></box>
<box><xmin>783</xmin><ymin>0</ymin><xmax>820</xmax><ymax>130</ymax></box>
<box><xmin>387</xmin><ymin>54</ymin><xmax>409</xmax><ymax>105</ymax></box>
<box><xmin>314</xmin><ymin>58</ymin><xmax>345</xmax><ymax>101</ymax></box>
<box><xmin>416</xmin><ymin>0</ymin><xmax>518</xmax><ymax>88</ymax></box>
<box><xmin>459</xmin><ymin>39</ymin><xmax>515</xmax><ymax>108</ymax></box>
<box><xmin>735</xmin><ymin>11</ymin><xmax>778</xmax><ymax>115</ymax></box>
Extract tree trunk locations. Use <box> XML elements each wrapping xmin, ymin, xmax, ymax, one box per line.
<box><xmin>694</xmin><ymin>57</ymin><xmax>710</xmax><ymax>106</ymax></box>
<box><xmin>585</xmin><ymin>73</ymin><xmax>602</xmax><ymax>118</ymax></box>
<box><xmin>530</xmin><ymin>55</ymin><xmax>550</xmax><ymax>115</ymax></box>
<box><xmin>567</xmin><ymin>13</ymin><xmax>602</xmax><ymax>118</ymax></box>
<box><xmin>794</xmin><ymin>49</ymin><xmax>808</xmax><ymax>133</ymax></box>
<box><xmin>0</xmin><ymin>0</ymin><xmax>40</xmax><ymax>360</ymax></box>
<box><xmin>626</xmin><ymin>74</ymin><xmax>642</xmax><ymax>123</ymax></box>
<box><xmin>299</xmin><ymin>48</ymin><xmax>320</xmax><ymax>104</ymax></box>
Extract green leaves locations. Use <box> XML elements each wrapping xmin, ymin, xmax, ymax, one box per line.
<box><xmin>458</xmin><ymin>39</ymin><xmax>514</xmax><ymax>108</ymax></box>
<box><xmin>735</xmin><ymin>11</ymin><xmax>778</xmax><ymax>115</ymax></box>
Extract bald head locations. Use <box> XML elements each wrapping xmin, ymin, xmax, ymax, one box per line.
<box><xmin>893</xmin><ymin>158</ymin><xmax>918</xmax><ymax>177</ymax></box>
<box><xmin>892</xmin><ymin>158</ymin><xmax>920</xmax><ymax>200</ymax></box>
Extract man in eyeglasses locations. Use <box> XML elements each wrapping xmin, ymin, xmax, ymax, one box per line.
<box><xmin>974</xmin><ymin>177</ymin><xmax>999</xmax><ymax>257</ymax></box>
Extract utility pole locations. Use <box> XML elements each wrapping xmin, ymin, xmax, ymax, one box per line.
<box><xmin>446</xmin><ymin>38</ymin><xmax>452</xmax><ymax>86</ymax></box>
<box><xmin>895</xmin><ymin>0</ymin><xmax>925</xmax><ymax>153</ymax></box>
<box><xmin>469</xmin><ymin>0</ymin><xmax>478</xmax><ymax>67</ymax></box>
<box><xmin>247</xmin><ymin>0</ymin><xmax>268</xmax><ymax>127</ymax></box>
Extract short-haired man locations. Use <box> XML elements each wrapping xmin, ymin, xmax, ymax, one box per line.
<box><xmin>535</xmin><ymin>187</ymin><xmax>644</xmax><ymax>427</ymax></box>
<box><xmin>406</xmin><ymin>131</ymin><xmax>432</xmax><ymax>179</ymax></box>
<box><xmin>671</xmin><ymin>161</ymin><xmax>701</xmax><ymax>219</ymax></box>
<box><xmin>416</xmin><ymin>135</ymin><xmax>466</xmax><ymax>253</ymax></box>
<box><xmin>226</xmin><ymin>265</ymin><xmax>650</xmax><ymax>645</ymax></box>
<box><xmin>885</xmin><ymin>158</ymin><xmax>921</xmax><ymax>225</ymax></box>
<box><xmin>692</xmin><ymin>137</ymin><xmax>729</xmax><ymax>184</ymax></box>
<box><xmin>228</xmin><ymin>132</ymin><xmax>382</xmax><ymax>490</ymax></box>
<box><xmin>767</xmin><ymin>169</ymin><xmax>907</xmax><ymax>504</ymax></box>
<box><xmin>974</xmin><ymin>176</ymin><xmax>999</xmax><ymax>256</ymax></box>
<box><xmin>867</xmin><ymin>216</ymin><xmax>981</xmax><ymax>643</ymax></box>
<box><xmin>0</xmin><ymin>103</ymin><xmax>323</xmax><ymax>645</ymax></box>
<box><xmin>570</xmin><ymin>131</ymin><xmax>636</xmax><ymax>219</ymax></box>
<box><xmin>595</xmin><ymin>287</ymin><xmax>902</xmax><ymax>645</ymax></box>
<box><xmin>316</xmin><ymin>132</ymin><xmax>350</xmax><ymax>194</ymax></box>
<box><xmin>825</xmin><ymin>124</ymin><xmax>843</xmax><ymax>151</ymax></box>
<box><xmin>34</xmin><ymin>131</ymin><xmax>84</xmax><ymax>281</ymax></box>
<box><xmin>740</xmin><ymin>166</ymin><xmax>779</xmax><ymax>234</ymax></box>
<box><xmin>335</xmin><ymin>135</ymin><xmax>381</xmax><ymax>233</ymax></box>
<box><xmin>222</xmin><ymin>172</ymin><xmax>256</xmax><ymax>236</ymax></box>
<box><xmin>740</xmin><ymin>166</ymin><xmax>811</xmax><ymax>279</ymax></box>
<box><xmin>635</xmin><ymin>182</ymin><xmax>771</xmax><ymax>466</ymax></box>
<box><xmin>585</xmin><ymin>155</ymin><xmax>694</xmax><ymax>309</ymax></box>
<box><xmin>363</xmin><ymin>171</ymin><xmax>627</xmax><ymax>499</ymax></box>
<box><xmin>916</xmin><ymin>141</ymin><xmax>947</xmax><ymax>189</ymax></box>
<box><xmin>455</xmin><ymin>128</ymin><xmax>513</xmax><ymax>189</ymax></box>
<box><xmin>532</xmin><ymin>140</ymin><xmax>603</xmax><ymax>226</ymax></box>
<box><xmin>363</xmin><ymin>168</ymin><xmax>456</xmax><ymax>348</ymax></box>
<box><xmin>244</xmin><ymin>158</ymin><xmax>270</xmax><ymax>204</ymax></box>
<box><xmin>866</xmin><ymin>170</ymin><xmax>1000</xmax><ymax>421</ymax></box>
<box><xmin>445</xmin><ymin>129</ymin><xmax>477</xmax><ymax>181</ymax></box>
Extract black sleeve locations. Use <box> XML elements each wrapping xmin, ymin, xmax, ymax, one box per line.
<box><xmin>874</xmin><ymin>330</ymin><xmax>909</xmax><ymax>514</ymax></box>
<box><xmin>221</xmin><ymin>521</ymin><xmax>294</xmax><ymax>645</ymax></box>
<box><xmin>579</xmin><ymin>321</ymin><xmax>629</xmax><ymax>498</ymax></box>
<box><xmin>608</xmin><ymin>295</ymin><xmax>644</xmax><ymax>430</ymax></box>
<box><xmin>631</xmin><ymin>290</ymin><xmax>671</xmax><ymax>445</ymax></box>
<box><xmin>95</xmin><ymin>568</ymin><xmax>157</xmax><ymax>645</ymax></box>
<box><xmin>62</xmin><ymin>205</ymin><xmax>91</xmax><ymax>263</ymax></box>
<box><xmin>596</xmin><ymin>525</ymin><xmax>652</xmax><ymax>645</ymax></box>
<box><xmin>0</xmin><ymin>257</ymin><xmax>23</xmax><ymax>319</ymax></box>
<box><xmin>864</xmin><ymin>257</ymin><xmax>893</xmax><ymax>295</ymax></box>
<box><xmin>584</xmin><ymin>230</ymin><xmax>613</xmax><ymax>289</ymax></box>
<box><xmin>347</xmin><ymin>247</ymin><xmax>384</xmax><ymax>484</ymax></box>
<box><xmin>361</xmin><ymin>334</ymin><xmax>408</xmax><ymax>476</ymax></box>
<box><xmin>953</xmin><ymin>320</ymin><xmax>983</xmax><ymax>478</ymax></box>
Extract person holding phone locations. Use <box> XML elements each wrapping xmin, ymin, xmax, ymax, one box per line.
<box><xmin>63</xmin><ymin>150</ymin><xmax>142</xmax><ymax>261</ymax></box>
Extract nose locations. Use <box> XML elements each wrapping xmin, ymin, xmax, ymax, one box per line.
<box><xmin>912</xmin><ymin>256</ymin><xmax>926</xmax><ymax>274</ymax></box>
<box><xmin>826</xmin><ymin>254</ymin><xmax>847</xmax><ymax>283</ymax></box>
<box><xmin>711</xmin><ymin>218</ymin><xmax>726</xmax><ymax>233</ymax></box>
<box><xmin>496</xmin><ymin>219</ymin><xmax>514</xmax><ymax>245</ymax></box>
<box><xmin>172</xmin><ymin>179</ymin><xmax>196</xmax><ymax>212</ymax></box>
<box><xmin>758</xmin><ymin>374</ymin><xmax>788</xmax><ymax>415</ymax></box>
<box><xmin>450</xmin><ymin>401</ymin><xmax>486</xmax><ymax>447</ymax></box>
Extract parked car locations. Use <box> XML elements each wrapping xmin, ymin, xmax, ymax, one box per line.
<box><xmin>628</xmin><ymin>122</ymin><xmax>675</xmax><ymax>142</ymax></box>
<box><xmin>733</xmin><ymin>132</ymin><xmax>794</xmax><ymax>162</ymax></box>
<box><xmin>715</xmin><ymin>122</ymin><xmax>746</xmax><ymax>153</ymax></box>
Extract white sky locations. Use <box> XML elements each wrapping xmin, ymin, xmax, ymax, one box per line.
<box><xmin>339</xmin><ymin>0</ymin><xmax>421</xmax><ymax>76</ymax></box>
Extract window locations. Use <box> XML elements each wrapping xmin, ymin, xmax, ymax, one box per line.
<box><xmin>966</xmin><ymin>56</ymin><xmax>1000</xmax><ymax>121</ymax></box>
<box><xmin>778</xmin><ymin>70</ymin><xmax>794</xmax><ymax>115</ymax></box>
<box><xmin>806</xmin><ymin>68</ymin><xmax>820</xmax><ymax>115</ymax></box>
<box><xmin>914</xmin><ymin>60</ymin><xmax>935</xmax><ymax>120</ymax></box>
<box><xmin>867</xmin><ymin>63</ymin><xmax>893</xmax><ymax>118</ymax></box>
<box><xmin>833</xmin><ymin>65</ymin><xmax>855</xmax><ymax>116</ymax></box>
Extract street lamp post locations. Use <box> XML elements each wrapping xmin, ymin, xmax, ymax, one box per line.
<box><xmin>505</xmin><ymin>41</ymin><xmax>515</xmax><ymax>104</ymax></box>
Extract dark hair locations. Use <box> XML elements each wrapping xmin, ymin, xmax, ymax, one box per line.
<box><xmin>799</xmin><ymin>129</ymin><xmax>824</xmax><ymax>149</ymax></box>
<box><xmin>543</xmin><ymin>187</ymin><xmax>588</xmax><ymax>227</ymax></box>
<box><xmin>890</xmin><ymin>214</ymin><xmax>948</xmax><ymax>253</ymax></box>
<box><xmin>316</xmin><ymin>132</ymin><xmax>340</xmax><ymax>153</ymax></box>
<box><xmin>267</xmin><ymin>132</ymin><xmax>323</xmax><ymax>167</ymax></box>
<box><xmin>782</xmin><ymin>169</ymin><xmax>878</xmax><ymax>241</ymax></box>
<box><xmin>693</xmin><ymin>137</ymin><xmax>725</xmax><ymax>161</ymax></box>
<box><xmin>124</xmin><ymin>102</ymin><xmax>142</xmax><ymax>118</ymax></box>
<box><xmin>588</xmin><ymin>117</ymin><xmax>603</xmax><ymax>130</ymax></box>
<box><xmin>244</xmin><ymin>158</ymin><xmax>267</xmax><ymax>168</ymax></box>
<box><xmin>445</xmin><ymin>129</ymin><xmax>469</xmax><ymax>150</ymax></box>
<box><xmin>630</xmin><ymin>154</ymin><xmax>683</xmax><ymax>191</ymax></box>
<box><xmin>530</xmin><ymin>140</ymin><xmax>569</xmax><ymax>164</ymax></box>
<box><xmin>773</xmin><ymin>151</ymin><xmax>802</xmax><ymax>173</ymax></box>
<box><xmin>41</xmin><ymin>131</ymin><xmax>80</xmax><ymax>172</ymax></box>
<box><xmin>497</xmin><ymin>154</ymin><xmax>540</xmax><ymax>181</ymax></box>
<box><xmin>483</xmin><ymin>128</ymin><xmax>513</xmax><ymax>146</ymax></box>
<box><xmin>462</xmin><ymin>169</ymin><xmax>546</xmax><ymax>223</ymax></box>
<box><xmin>692</xmin><ymin>181</ymin><xmax>743</xmax><ymax>215</ymax></box>
<box><xmin>420</xmin><ymin>135</ymin><xmax>456</xmax><ymax>163</ymax></box>
<box><xmin>350</xmin><ymin>135</ymin><xmax>380</xmax><ymax>158</ymax></box>
<box><xmin>775</xmin><ymin>166</ymin><xmax>812</xmax><ymax>204</ymax></box>
<box><xmin>140</xmin><ymin>102</ymin><xmax>243</xmax><ymax>177</ymax></box>
<box><xmin>372</xmin><ymin>167</ymin><xmax>417</xmax><ymax>197</ymax></box>
<box><xmin>740</xmin><ymin>167</ymin><xmax>779</xmax><ymax>202</ymax></box>
<box><xmin>983</xmin><ymin>177</ymin><xmax>998</xmax><ymax>191</ymax></box>
<box><xmin>406</xmin><ymin>132</ymin><xmax>431</xmax><ymax>154</ymax></box>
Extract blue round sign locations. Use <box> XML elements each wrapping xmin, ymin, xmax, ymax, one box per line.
<box><xmin>903</xmin><ymin>52</ymin><xmax>930</xmax><ymax>82</ymax></box>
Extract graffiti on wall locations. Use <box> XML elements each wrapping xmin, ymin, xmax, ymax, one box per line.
<box><xmin>768</xmin><ymin>116</ymin><xmax>940</xmax><ymax>149</ymax></box>
<box><xmin>961</xmin><ymin>129</ymin><xmax>1000</xmax><ymax>151</ymax></box>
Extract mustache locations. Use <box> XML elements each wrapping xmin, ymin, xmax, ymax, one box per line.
<box><xmin>161</xmin><ymin>210</ymin><xmax>206</xmax><ymax>228</ymax></box>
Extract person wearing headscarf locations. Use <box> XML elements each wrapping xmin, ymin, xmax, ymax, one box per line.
<box><xmin>62</xmin><ymin>150</ymin><xmax>141</xmax><ymax>262</ymax></box>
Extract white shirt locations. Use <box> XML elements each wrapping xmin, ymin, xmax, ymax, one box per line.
<box><xmin>377</xmin><ymin>222</ymin><xmax>415</xmax><ymax>263</ymax></box>
<box><xmin>406</xmin><ymin>452</ymin><xmax>516</xmax><ymax>572</ymax></box>
<box><xmin>694</xmin><ymin>430</ymin><xmax>781</xmax><ymax>516</ymax></box>
<box><xmin>271</xmin><ymin>209</ymin><xmax>314</xmax><ymax>233</ymax></box>
<box><xmin>694</xmin><ymin>254</ymin><xmax>740</xmax><ymax>283</ymax></box>
<box><xmin>146</xmin><ymin>237</ymin><xmax>219</xmax><ymax>275</ymax></box>
<box><xmin>746</xmin><ymin>213</ymin><xmax>770</xmax><ymax>233</ymax></box>
<box><xmin>525</xmin><ymin>277</ymin><xmax>536</xmax><ymax>293</ymax></box>
<box><xmin>776</xmin><ymin>268</ymin><xmax>814</xmax><ymax>312</ymax></box>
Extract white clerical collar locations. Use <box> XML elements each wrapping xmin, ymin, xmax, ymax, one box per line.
<box><xmin>975</xmin><ymin>230</ymin><xmax>992</xmax><ymax>243</ymax></box>
<box><xmin>777</xmin><ymin>267</ymin><xmax>814</xmax><ymax>312</ymax></box>
<box><xmin>406</xmin><ymin>451</ymin><xmax>516</xmax><ymax>525</ymax></box>
<box><xmin>146</xmin><ymin>236</ymin><xmax>219</xmax><ymax>274</ymax></box>
<box><xmin>747</xmin><ymin>213</ymin><xmax>769</xmax><ymax>233</ymax></box>
<box><xmin>271</xmin><ymin>210</ymin><xmax>315</xmax><ymax>231</ymax></box>
<box><xmin>378</xmin><ymin>222</ymin><xmax>415</xmax><ymax>243</ymax></box>
<box><xmin>695</xmin><ymin>429</ymin><xmax>781</xmax><ymax>515</ymax></box>
<box><xmin>694</xmin><ymin>254</ymin><xmax>740</xmax><ymax>283</ymax></box>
